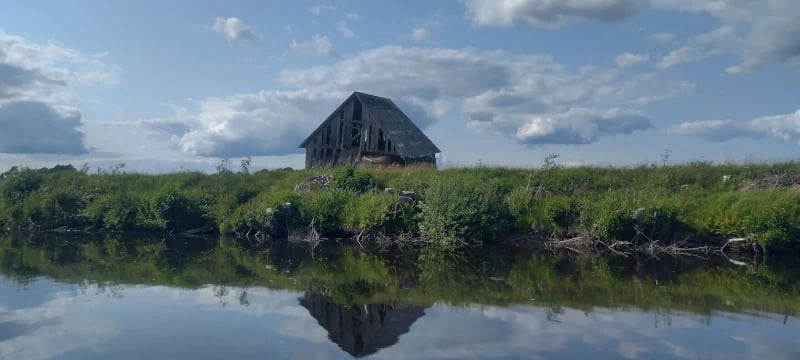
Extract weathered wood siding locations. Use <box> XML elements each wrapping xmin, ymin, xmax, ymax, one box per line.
<box><xmin>303</xmin><ymin>95</ymin><xmax>438</xmax><ymax>168</ymax></box>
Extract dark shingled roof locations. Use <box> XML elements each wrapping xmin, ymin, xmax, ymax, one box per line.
<box><xmin>299</xmin><ymin>92</ymin><xmax>440</xmax><ymax>158</ymax></box>
<box><xmin>354</xmin><ymin>92</ymin><xmax>440</xmax><ymax>158</ymax></box>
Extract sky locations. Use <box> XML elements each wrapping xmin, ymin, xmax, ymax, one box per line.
<box><xmin>0</xmin><ymin>0</ymin><xmax>799</xmax><ymax>172</ymax></box>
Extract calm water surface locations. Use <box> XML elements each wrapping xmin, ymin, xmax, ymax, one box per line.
<box><xmin>1</xmin><ymin>234</ymin><xmax>799</xmax><ymax>359</ymax></box>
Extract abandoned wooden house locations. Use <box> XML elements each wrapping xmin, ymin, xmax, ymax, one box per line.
<box><xmin>298</xmin><ymin>92</ymin><xmax>440</xmax><ymax>168</ymax></box>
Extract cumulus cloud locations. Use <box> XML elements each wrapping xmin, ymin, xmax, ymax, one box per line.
<box><xmin>337</xmin><ymin>21</ymin><xmax>355</xmax><ymax>38</ymax></box>
<box><xmin>291</xmin><ymin>35</ymin><xmax>339</xmax><ymax>58</ymax></box>
<box><xmin>513</xmin><ymin>108</ymin><xmax>650</xmax><ymax>145</ymax></box>
<box><xmin>0</xmin><ymin>31</ymin><xmax>121</xmax><ymax>86</ymax></box>
<box><xmin>0</xmin><ymin>32</ymin><xmax>116</xmax><ymax>155</ymax></box>
<box><xmin>0</xmin><ymin>101</ymin><xmax>87</xmax><ymax>154</ymax></box>
<box><xmin>174</xmin><ymin>91</ymin><xmax>331</xmax><ymax>157</ymax></box>
<box><xmin>463</xmin><ymin>0</ymin><xmax>643</xmax><ymax>28</ymax></box>
<box><xmin>141</xmin><ymin>46</ymin><xmax>687</xmax><ymax>157</ymax></box>
<box><xmin>614</xmin><ymin>52</ymin><xmax>649</xmax><ymax>67</ymax></box>
<box><xmin>652</xmin><ymin>1</ymin><xmax>800</xmax><ymax>72</ymax></box>
<box><xmin>670</xmin><ymin>108</ymin><xmax>800</xmax><ymax>143</ymax></box>
<box><xmin>412</xmin><ymin>28</ymin><xmax>431</xmax><ymax>42</ymax></box>
<box><xmin>212</xmin><ymin>17</ymin><xmax>263</xmax><ymax>42</ymax></box>
<box><xmin>654</xmin><ymin>26</ymin><xmax>737</xmax><ymax>69</ymax></box>
<box><xmin>462</xmin><ymin>1</ymin><xmax>800</xmax><ymax>72</ymax></box>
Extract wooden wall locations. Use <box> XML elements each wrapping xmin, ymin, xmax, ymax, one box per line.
<box><xmin>304</xmin><ymin>98</ymin><xmax>436</xmax><ymax>168</ymax></box>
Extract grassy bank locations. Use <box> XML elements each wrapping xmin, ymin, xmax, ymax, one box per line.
<box><xmin>1</xmin><ymin>161</ymin><xmax>800</xmax><ymax>253</ymax></box>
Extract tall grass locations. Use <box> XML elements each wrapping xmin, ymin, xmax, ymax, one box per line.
<box><xmin>1</xmin><ymin>161</ymin><xmax>800</xmax><ymax>252</ymax></box>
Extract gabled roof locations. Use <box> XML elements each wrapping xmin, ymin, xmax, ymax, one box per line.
<box><xmin>299</xmin><ymin>92</ymin><xmax>440</xmax><ymax>158</ymax></box>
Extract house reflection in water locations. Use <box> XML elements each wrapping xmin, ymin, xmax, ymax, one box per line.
<box><xmin>299</xmin><ymin>292</ymin><xmax>427</xmax><ymax>358</ymax></box>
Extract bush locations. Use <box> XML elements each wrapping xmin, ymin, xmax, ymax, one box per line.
<box><xmin>299</xmin><ymin>189</ymin><xmax>350</xmax><ymax>236</ymax></box>
<box><xmin>332</xmin><ymin>165</ymin><xmax>379</xmax><ymax>193</ymax></box>
<box><xmin>638</xmin><ymin>205</ymin><xmax>680</xmax><ymax>240</ymax></box>
<box><xmin>542</xmin><ymin>197</ymin><xmax>577</xmax><ymax>231</ymax></box>
<box><xmin>1</xmin><ymin>168</ymin><xmax>43</xmax><ymax>202</ymax></box>
<box><xmin>744</xmin><ymin>205</ymin><xmax>795</xmax><ymax>252</ymax></box>
<box><xmin>593</xmin><ymin>204</ymin><xmax>631</xmax><ymax>241</ymax></box>
<box><xmin>83</xmin><ymin>193</ymin><xmax>157</xmax><ymax>232</ymax></box>
<box><xmin>151</xmin><ymin>189</ymin><xmax>207</xmax><ymax>232</ymax></box>
<box><xmin>418</xmin><ymin>174</ymin><xmax>510</xmax><ymax>250</ymax></box>
<box><xmin>505</xmin><ymin>187</ymin><xmax>536</xmax><ymax>227</ymax></box>
<box><xmin>343</xmin><ymin>192</ymin><xmax>396</xmax><ymax>234</ymax></box>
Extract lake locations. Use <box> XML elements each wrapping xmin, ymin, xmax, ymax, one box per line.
<box><xmin>1</xmin><ymin>234</ymin><xmax>799</xmax><ymax>359</ymax></box>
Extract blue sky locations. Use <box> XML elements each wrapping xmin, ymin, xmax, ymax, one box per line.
<box><xmin>1</xmin><ymin>0</ymin><xmax>798</xmax><ymax>172</ymax></box>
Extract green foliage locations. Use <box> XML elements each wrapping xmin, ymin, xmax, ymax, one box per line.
<box><xmin>505</xmin><ymin>186</ymin><xmax>536</xmax><ymax>227</ymax></box>
<box><xmin>418</xmin><ymin>174</ymin><xmax>510</xmax><ymax>250</ymax></box>
<box><xmin>1</xmin><ymin>162</ymin><xmax>800</xmax><ymax>253</ymax></box>
<box><xmin>593</xmin><ymin>203</ymin><xmax>632</xmax><ymax>241</ymax></box>
<box><xmin>542</xmin><ymin>197</ymin><xmax>577</xmax><ymax>231</ymax></box>
<box><xmin>300</xmin><ymin>189</ymin><xmax>350</xmax><ymax>235</ymax></box>
<box><xmin>331</xmin><ymin>165</ymin><xmax>379</xmax><ymax>193</ymax></box>
<box><xmin>638</xmin><ymin>205</ymin><xmax>680</xmax><ymax>239</ymax></box>
<box><xmin>744</xmin><ymin>205</ymin><xmax>795</xmax><ymax>251</ymax></box>
<box><xmin>83</xmin><ymin>193</ymin><xmax>157</xmax><ymax>232</ymax></box>
<box><xmin>343</xmin><ymin>192</ymin><xmax>400</xmax><ymax>234</ymax></box>
<box><xmin>151</xmin><ymin>189</ymin><xmax>207</xmax><ymax>232</ymax></box>
<box><xmin>1</xmin><ymin>168</ymin><xmax>43</xmax><ymax>202</ymax></box>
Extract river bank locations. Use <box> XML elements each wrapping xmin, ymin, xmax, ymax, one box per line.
<box><xmin>1</xmin><ymin>161</ymin><xmax>800</xmax><ymax>254</ymax></box>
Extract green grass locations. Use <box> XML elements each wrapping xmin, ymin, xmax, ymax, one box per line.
<box><xmin>2</xmin><ymin>161</ymin><xmax>800</xmax><ymax>252</ymax></box>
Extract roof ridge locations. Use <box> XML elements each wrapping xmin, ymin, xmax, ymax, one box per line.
<box><xmin>353</xmin><ymin>91</ymin><xmax>391</xmax><ymax>101</ymax></box>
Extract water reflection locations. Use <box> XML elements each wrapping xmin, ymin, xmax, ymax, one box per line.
<box><xmin>0</xmin><ymin>233</ymin><xmax>799</xmax><ymax>359</ymax></box>
<box><xmin>299</xmin><ymin>292</ymin><xmax>427</xmax><ymax>357</ymax></box>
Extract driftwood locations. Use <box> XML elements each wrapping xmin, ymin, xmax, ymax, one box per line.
<box><xmin>546</xmin><ymin>234</ymin><xmax>715</xmax><ymax>258</ymax></box>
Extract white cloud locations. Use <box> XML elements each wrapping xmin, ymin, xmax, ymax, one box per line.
<box><xmin>0</xmin><ymin>31</ymin><xmax>119</xmax><ymax>155</ymax></box>
<box><xmin>670</xmin><ymin>108</ymin><xmax>800</xmax><ymax>143</ymax></box>
<box><xmin>615</xmin><ymin>52</ymin><xmax>649</xmax><ymax>67</ymax></box>
<box><xmin>513</xmin><ymin>108</ymin><xmax>650</xmax><ymax>145</ymax></box>
<box><xmin>141</xmin><ymin>46</ymin><xmax>688</xmax><ymax>157</ymax></box>
<box><xmin>345</xmin><ymin>13</ymin><xmax>361</xmax><ymax>21</ymax></box>
<box><xmin>650</xmin><ymin>32</ymin><xmax>676</xmax><ymax>44</ymax></box>
<box><xmin>337</xmin><ymin>21</ymin><xmax>355</xmax><ymax>38</ymax></box>
<box><xmin>172</xmin><ymin>90</ymin><xmax>334</xmax><ymax>157</ymax></box>
<box><xmin>463</xmin><ymin>0</ymin><xmax>644</xmax><ymax>28</ymax></box>
<box><xmin>412</xmin><ymin>28</ymin><xmax>431</xmax><ymax>42</ymax></box>
<box><xmin>651</xmin><ymin>0</ymin><xmax>800</xmax><ymax>72</ymax></box>
<box><xmin>462</xmin><ymin>0</ymin><xmax>800</xmax><ymax>72</ymax></box>
<box><xmin>654</xmin><ymin>26</ymin><xmax>738</xmax><ymax>69</ymax></box>
<box><xmin>655</xmin><ymin>46</ymin><xmax>707</xmax><ymax>69</ymax></box>
<box><xmin>212</xmin><ymin>17</ymin><xmax>263</xmax><ymax>42</ymax></box>
<box><xmin>308</xmin><ymin>5</ymin><xmax>336</xmax><ymax>16</ymax></box>
<box><xmin>291</xmin><ymin>35</ymin><xmax>339</xmax><ymax>58</ymax></box>
<box><xmin>0</xmin><ymin>31</ymin><xmax>121</xmax><ymax>86</ymax></box>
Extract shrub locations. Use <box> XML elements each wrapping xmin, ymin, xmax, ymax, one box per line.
<box><xmin>343</xmin><ymin>192</ymin><xmax>395</xmax><ymax>234</ymax></box>
<box><xmin>637</xmin><ymin>205</ymin><xmax>681</xmax><ymax>240</ymax></box>
<box><xmin>542</xmin><ymin>197</ymin><xmax>578</xmax><ymax>231</ymax></box>
<box><xmin>299</xmin><ymin>189</ymin><xmax>350</xmax><ymax>236</ymax></box>
<box><xmin>30</xmin><ymin>190</ymin><xmax>86</xmax><ymax>229</ymax></box>
<box><xmin>505</xmin><ymin>187</ymin><xmax>536</xmax><ymax>227</ymax></box>
<box><xmin>594</xmin><ymin>204</ymin><xmax>631</xmax><ymax>241</ymax></box>
<box><xmin>83</xmin><ymin>193</ymin><xmax>157</xmax><ymax>232</ymax></box>
<box><xmin>332</xmin><ymin>165</ymin><xmax>379</xmax><ymax>193</ymax></box>
<box><xmin>417</xmin><ymin>175</ymin><xmax>510</xmax><ymax>250</ymax></box>
<box><xmin>151</xmin><ymin>189</ymin><xmax>207</xmax><ymax>232</ymax></box>
<box><xmin>1</xmin><ymin>168</ymin><xmax>43</xmax><ymax>203</ymax></box>
<box><xmin>744</xmin><ymin>205</ymin><xmax>795</xmax><ymax>252</ymax></box>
